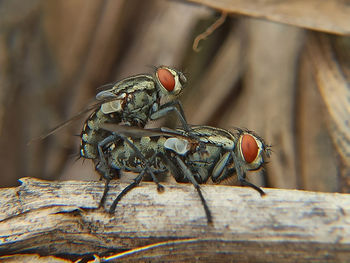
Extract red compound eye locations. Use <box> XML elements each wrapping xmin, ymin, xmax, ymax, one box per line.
<box><xmin>241</xmin><ymin>134</ymin><xmax>259</xmax><ymax>163</ymax></box>
<box><xmin>157</xmin><ymin>68</ymin><xmax>175</xmax><ymax>91</ymax></box>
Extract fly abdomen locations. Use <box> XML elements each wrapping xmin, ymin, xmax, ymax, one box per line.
<box><xmin>80</xmin><ymin>109</ymin><xmax>121</xmax><ymax>159</ymax></box>
<box><xmin>107</xmin><ymin>136</ymin><xmax>167</xmax><ymax>172</ymax></box>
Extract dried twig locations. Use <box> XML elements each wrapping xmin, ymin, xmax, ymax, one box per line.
<box><xmin>192</xmin><ymin>12</ymin><xmax>227</xmax><ymax>52</ymax></box>
<box><xmin>0</xmin><ymin>177</ymin><xmax>350</xmax><ymax>262</ymax></box>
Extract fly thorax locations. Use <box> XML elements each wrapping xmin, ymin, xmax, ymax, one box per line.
<box><xmin>192</xmin><ymin>145</ymin><xmax>221</xmax><ymax>165</ymax></box>
<box><xmin>127</xmin><ymin>90</ymin><xmax>156</xmax><ymax>111</ymax></box>
<box><xmin>120</xmin><ymin>90</ymin><xmax>157</xmax><ymax>125</ymax></box>
<box><xmin>195</xmin><ymin>142</ymin><xmax>210</xmax><ymax>156</ymax></box>
<box><xmin>207</xmin><ymin>135</ymin><xmax>235</xmax><ymax>151</ymax></box>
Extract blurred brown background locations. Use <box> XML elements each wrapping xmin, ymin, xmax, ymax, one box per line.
<box><xmin>0</xmin><ymin>0</ymin><xmax>349</xmax><ymax>193</ymax></box>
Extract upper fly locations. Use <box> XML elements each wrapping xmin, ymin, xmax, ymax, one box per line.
<box><xmin>35</xmin><ymin>66</ymin><xmax>189</xmax><ymax>193</ymax></box>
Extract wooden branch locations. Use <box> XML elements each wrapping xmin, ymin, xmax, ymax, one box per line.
<box><xmin>1</xmin><ymin>177</ymin><xmax>350</xmax><ymax>262</ymax></box>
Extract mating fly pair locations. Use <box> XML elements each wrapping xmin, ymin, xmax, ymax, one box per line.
<box><xmin>101</xmin><ymin>124</ymin><xmax>271</xmax><ymax>224</ymax></box>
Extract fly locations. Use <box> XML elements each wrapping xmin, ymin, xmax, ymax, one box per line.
<box><xmin>40</xmin><ymin>66</ymin><xmax>189</xmax><ymax>198</ymax></box>
<box><xmin>101</xmin><ymin>124</ymin><xmax>271</xmax><ymax>225</ymax></box>
<box><xmin>81</xmin><ymin>66</ymin><xmax>188</xmax><ymax>161</ymax></box>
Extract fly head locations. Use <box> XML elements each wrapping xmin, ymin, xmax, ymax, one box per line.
<box><xmin>154</xmin><ymin>66</ymin><xmax>187</xmax><ymax>98</ymax></box>
<box><xmin>210</xmin><ymin>128</ymin><xmax>270</xmax><ymax>188</ymax></box>
<box><xmin>236</xmin><ymin>129</ymin><xmax>271</xmax><ymax>172</ymax></box>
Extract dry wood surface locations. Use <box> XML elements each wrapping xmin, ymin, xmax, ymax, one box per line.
<box><xmin>0</xmin><ymin>177</ymin><xmax>349</xmax><ymax>262</ymax></box>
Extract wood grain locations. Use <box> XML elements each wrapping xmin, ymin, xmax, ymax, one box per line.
<box><xmin>0</xmin><ymin>177</ymin><xmax>349</xmax><ymax>262</ymax></box>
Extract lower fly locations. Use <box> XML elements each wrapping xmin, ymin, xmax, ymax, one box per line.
<box><xmin>101</xmin><ymin>124</ymin><xmax>271</xmax><ymax>225</ymax></box>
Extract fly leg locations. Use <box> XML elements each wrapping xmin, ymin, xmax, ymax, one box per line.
<box><xmin>174</xmin><ymin>155</ymin><xmax>213</xmax><ymax>225</ymax></box>
<box><xmin>109</xmin><ymin>170</ymin><xmax>144</xmax><ymax>213</ymax></box>
<box><xmin>239</xmin><ymin>178</ymin><xmax>266</xmax><ymax>196</ymax></box>
<box><xmin>159</xmin><ymin>152</ymin><xmax>213</xmax><ymax>225</ymax></box>
<box><xmin>109</xmin><ymin>152</ymin><xmax>165</xmax><ymax>213</ymax></box>
<box><xmin>98</xmin><ymin>168</ymin><xmax>120</xmax><ymax>208</ymax></box>
<box><xmin>150</xmin><ymin>100</ymin><xmax>190</xmax><ymax>132</ymax></box>
<box><xmin>96</xmin><ymin>134</ymin><xmax>121</xmax><ymax>208</ymax></box>
<box><xmin>151</xmin><ymin>100</ymin><xmax>203</xmax><ymax>142</ymax></box>
<box><xmin>211</xmin><ymin>152</ymin><xmax>231</xmax><ymax>183</ymax></box>
<box><xmin>99</xmin><ymin>178</ymin><xmax>110</xmax><ymax>208</ymax></box>
<box><xmin>97</xmin><ymin>133</ymin><xmax>164</xmax><ymax>209</ymax></box>
<box><xmin>231</xmin><ymin>151</ymin><xmax>266</xmax><ymax>196</ymax></box>
<box><xmin>97</xmin><ymin>134</ymin><xmax>117</xmax><ymax>179</ymax></box>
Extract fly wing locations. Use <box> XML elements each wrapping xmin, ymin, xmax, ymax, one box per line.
<box><xmin>30</xmin><ymin>74</ymin><xmax>155</xmax><ymax>143</ymax></box>
<box><xmin>29</xmin><ymin>100</ymin><xmax>103</xmax><ymax>143</ymax></box>
<box><xmin>101</xmin><ymin>124</ymin><xmax>192</xmax><ymax>156</ymax></box>
<box><xmin>101</xmin><ymin>123</ymin><xmax>187</xmax><ymax>139</ymax></box>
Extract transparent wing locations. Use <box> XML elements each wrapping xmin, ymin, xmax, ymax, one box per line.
<box><xmin>31</xmin><ymin>74</ymin><xmax>155</xmax><ymax>143</ymax></box>
<box><xmin>29</xmin><ymin>101</ymin><xmax>104</xmax><ymax>143</ymax></box>
<box><xmin>100</xmin><ymin>123</ymin><xmax>187</xmax><ymax>139</ymax></box>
